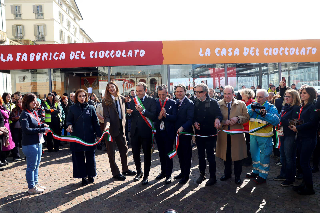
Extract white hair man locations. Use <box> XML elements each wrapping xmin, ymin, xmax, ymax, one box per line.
<box><xmin>246</xmin><ymin>89</ymin><xmax>280</xmax><ymax>184</ymax></box>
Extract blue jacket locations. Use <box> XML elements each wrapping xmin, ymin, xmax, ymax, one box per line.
<box><xmin>20</xmin><ymin>109</ymin><xmax>46</xmax><ymax>146</ymax></box>
<box><xmin>280</xmin><ymin>105</ymin><xmax>300</xmax><ymax>136</ymax></box>
<box><xmin>247</xmin><ymin>101</ymin><xmax>280</xmax><ymax>127</ymax></box>
<box><xmin>66</xmin><ymin>102</ymin><xmax>101</xmax><ymax>151</ymax></box>
<box><xmin>155</xmin><ymin>98</ymin><xmax>177</xmax><ymax>140</ymax></box>
<box><xmin>175</xmin><ymin>97</ymin><xmax>194</xmax><ymax>133</ymax></box>
<box><xmin>296</xmin><ymin>103</ymin><xmax>318</xmax><ymax>138</ymax></box>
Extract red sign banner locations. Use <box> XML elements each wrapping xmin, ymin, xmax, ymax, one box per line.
<box><xmin>0</xmin><ymin>41</ymin><xmax>163</xmax><ymax>70</ymax></box>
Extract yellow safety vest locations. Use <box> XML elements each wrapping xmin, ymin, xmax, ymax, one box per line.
<box><xmin>7</xmin><ymin>103</ymin><xmax>15</xmax><ymax>124</ymax></box>
<box><xmin>44</xmin><ymin>102</ymin><xmax>59</xmax><ymax>123</ymax></box>
<box><xmin>249</xmin><ymin>118</ymin><xmax>274</xmax><ymax>137</ymax></box>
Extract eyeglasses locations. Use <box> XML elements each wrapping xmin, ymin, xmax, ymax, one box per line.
<box><xmin>284</xmin><ymin>96</ymin><xmax>292</xmax><ymax>98</ymax></box>
<box><xmin>194</xmin><ymin>91</ymin><xmax>204</xmax><ymax>94</ymax></box>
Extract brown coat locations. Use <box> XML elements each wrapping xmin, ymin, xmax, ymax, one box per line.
<box><xmin>216</xmin><ymin>99</ymin><xmax>249</xmax><ymax>161</ymax></box>
<box><xmin>102</xmin><ymin>95</ymin><xmax>126</xmax><ymax>138</ymax></box>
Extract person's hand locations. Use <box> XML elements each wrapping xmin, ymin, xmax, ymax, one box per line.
<box><xmin>177</xmin><ymin>126</ymin><xmax>184</xmax><ymax>134</ymax></box>
<box><xmin>43</xmin><ymin>124</ymin><xmax>49</xmax><ymax>127</ymax></box>
<box><xmin>214</xmin><ymin>119</ymin><xmax>221</xmax><ymax>129</ymax></box>
<box><xmin>230</xmin><ymin>117</ymin><xmax>238</xmax><ymax>126</ymax></box>
<box><xmin>44</xmin><ymin>129</ymin><xmax>50</xmax><ymax>134</ymax></box>
<box><xmin>225</xmin><ymin>120</ymin><xmax>231</xmax><ymax>125</ymax></box>
<box><xmin>104</xmin><ymin>125</ymin><xmax>110</xmax><ymax>131</ymax></box>
<box><xmin>289</xmin><ymin>125</ymin><xmax>298</xmax><ymax>132</ymax></box>
<box><xmin>126</xmin><ymin>109</ymin><xmax>133</xmax><ymax>114</ymax></box>
<box><xmin>66</xmin><ymin>125</ymin><xmax>73</xmax><ymax>133</ymax></box>
<box><xmin>194</xmin><ymin>122</ymin><xmax>200</xmax><ymax>130</ymax></box>
<box><xmin>162</xmin><ymin>108</ymin><xmax>167</xmax><ymax>118</ymax></box>
<box><xmin>135</xmin><ymin>105</ymin><xmax>143</xmax><ymax>112</ymax></box>
<box><xmin>158</xmin><ymin>112</ymin><xmax>163</xmax><ymax>120</ymax></box>
<box><xmin>260</xmin><ymin>109</ymin><xmax>266</xmax><ymax>116</ymax></box>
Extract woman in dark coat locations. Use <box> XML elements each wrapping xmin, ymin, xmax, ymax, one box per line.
<box><xmin>0</xmin><ymin>110</ymin><xmax>4</xmax><ymax>171</ymax></box>
<box><xmin>66</xmin><ymin>89</ymin><xmax>102</xmax><ymax>186</ymax></box>
<box><xmin>290</xmin><ymin>86</ymin><xmax>318</xmax><ymax>195</ymax></box>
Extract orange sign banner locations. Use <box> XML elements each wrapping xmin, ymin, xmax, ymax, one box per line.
<box><xmin>162</xmin><ymin>40</ymin><xmax>320</xmax><ymax>64</ymax></box>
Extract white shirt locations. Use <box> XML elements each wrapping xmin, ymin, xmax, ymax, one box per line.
<box><xmin>111</xmin><ymin>95</ymin><xmax>122</xmax><ymax>119</ymax></box>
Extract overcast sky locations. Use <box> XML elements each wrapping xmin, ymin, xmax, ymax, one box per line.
<box><xmin>76</xmin><ymin>0</ymin><xmax>320</xmax><ymax>42</ymax></box>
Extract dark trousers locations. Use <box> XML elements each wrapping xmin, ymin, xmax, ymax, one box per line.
<box><xmin>245</xmin><ymin>133</ymin><xmax>251</xmax><ymax>158</ymax></box>
<box><xmin>177</xmin><ymin>135</ymin><xmax>192</xmax><ymax>178</ymax></box>
<box><xmin>11</xmin><ymin>128</ymin><xmax>22</xmax><ymax>158</ymax></box>
<box><xmin>131</xmin><ymin>134</ymin><xmax>152</xmax><ymax>177</ymax></box>
<box><xmin>297</xmin><ymin>136</ymin><xmax>317</xmax><ymax>185</ymax></box>
<box><xmin>224</xmin><ymin>135</ymin><xmax>242</xmax><ymax>178</ymax></box>
<box><xmin>312</xmin><ymin>132</ymin><xmax>320</xmax><ymax>168</ymax></box>
<box><xmin>196</xmin><ymin>136</ymin><xmax>216</xmax><ymax>178</ymax></box>
<box><xmin>106</xmin><ymin>122</ymin><xmax>129</xmax><ymax>176</ymax></box>
<box><xmin>47</xmin><ymin>122</ymin><xmax>61</xmax><ymax>152</ymax></box>
<box><xmin>279</xmin><ymin>135</ymin><xmax>297</xmax><ymax>182</ymax></box>
<box><xmin>72</xmin><ymin>150</ymin><xmax>96</xmax><ymax>178</ymax></box>
<box><xmin>156</xmin><ymin>131</ymin><xmax>174</xmax><ymax>178</ymax></box>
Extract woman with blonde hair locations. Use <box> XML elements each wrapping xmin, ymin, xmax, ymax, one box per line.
<box><xmin>273</xmin><ymin>89</ymin><xmax>301</xmax><ymax>187</ymax></box>
<box><xmin>239</xmin><ymin>88</ymin><xmax>255</xmax><ymax>166</ymax></box>
<box><xmin>102</xmin><ymin>82</ymin><xmax>136</xmax><ymax>181</ymax></box>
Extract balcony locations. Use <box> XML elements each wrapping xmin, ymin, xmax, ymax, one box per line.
<box><xmin>36</xmin><ymin>13</ymin><xmax>44</xmax><ymax>19</ymax></box>
<box><xmin>0</xmin><ymin>30</ymin><xmax>7</xmax><ymax>44</ymax></box>
<box><xmin>36</xmin><ymin>36</ymin><xmax>45</xmax><ymax>41</ymax></box>
<box><xmin>15</xmin><ymin>13</ymin><xmax>22</xmax><ymax>19</ymax></box>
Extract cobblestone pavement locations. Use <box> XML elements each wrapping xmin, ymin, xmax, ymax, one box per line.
<box><xmin>1</xmin><ymin>143</ymin><xmax>320</xmax><ymax>213</ymax></box>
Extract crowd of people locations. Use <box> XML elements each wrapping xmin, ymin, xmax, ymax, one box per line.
<box><xmin>0</xmin><ymin>80</ymin><xmax>319</xmax><ymax>196</ymax></box>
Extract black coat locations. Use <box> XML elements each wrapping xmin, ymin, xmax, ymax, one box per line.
<box><xmin>280</xmin><ymin>105</ymin><xmax>300</xmax><ymax>136</ymax></box>
<box><xmin>0</xmin><ymin>112</ymin><xmax>4</xmax><ymax>150</ymax></box>
<box><xmin>20</xmin><ymin>109</ymin><xmax>46</xmax><ymax>146</ymax></box>
<box><xmin>66</xmin><ymin>102</ymin><xmax>102</xmax><ymax>151</ymax></box>
<box><xmin>175</xmin><ymin>97</ymin><xmax>194</xmax><ymax>133</ymax></box>
<box><xmin>194</xmin><ymin>97</ymin><xmax>223</xmax><ymax>135</ymax></box>
<box><xmin>129</xmin><ymin>96</ymin><xmax>157</xmax><ymax>138</ymax></box>
<box><xmin>296</xmin><ymin>103</ymin><xmax>319</xmax><ymax>138</ymax></box>
<box><xmin>155</xmin><ymin>98</ymin><xmax>178</xmax><ymax>140</ymax></box>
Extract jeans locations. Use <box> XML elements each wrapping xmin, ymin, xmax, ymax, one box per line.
<box><xmin>296</xmin><ymin>136</ymin><xmax>317</xmax><ymax>185</ymax></box>
<box><xmin>279</xmin><ymin>135</ymin><xmax>297</xmax><ymax>182</ymax></box>
<box><xmin>22</xmin><ymin>143</ymin><xmax>42</xmax><ymax>189</ymax></box>
<box><xmin>250</xmin><ymin>135</ymin><xmax>273</xmax><ymax>179</ymax></box>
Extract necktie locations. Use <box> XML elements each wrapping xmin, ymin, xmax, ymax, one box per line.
<box><xmin>115</xmin><ymin>99</ymin><xmax>120</xmax><ymax>119</ymax></box>
<box><xmin>227</xmin><ymin>103</ymin><xmax>231</xmax><ymax>130</ymax></box>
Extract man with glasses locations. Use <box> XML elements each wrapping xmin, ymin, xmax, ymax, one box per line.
<box><xmin>174</xmin><ymin>84</ymin><xmax>194</xmax><ymax>184</ymax></box>
<box><xmin>246</xmin><ymin>89</ymin><xmax>280</xmax><ymax>184</ymax></box>
<box><xmin>194</xmin><ymin>83</ymin><xmax>222</xmax><ymax>186</ymax></box>
<box><xmin>154</xmin><ymin>85</ymin><xmax>177</xmax><ymax>184</ymax></box>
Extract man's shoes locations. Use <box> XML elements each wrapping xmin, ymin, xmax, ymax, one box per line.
<box><xmin>88</xmin><ymin>177</ymin><xmax>94</xmax><ymax>184</ymax></box>
<box><xmin>220</xmin><ymin>175</ymin><xmax>231</xmax><ymax>181</ymax></box>
<box><xmin>281</xmin><ymin>180</ymin><xmax>293</xmax><ymax>187</ymax></box>
<box><xmin>174</xmin><ymin>173</ymin><xmax>183</xmax><ymax>179</ymax></box>
<box><xmin>165</xmin><ymin>177</ymin><xmax>172</xmax><ymax>184</ymax></box>
<box><xmin>179</xmin><ymin>177</ymin><xmax>189</xmax><ymax>185</ymax></box>
<box><xmin>293</xmin><ymin>182</ymin><xmax>305</xmax><ymax>192</ymax></box>
<box><xmin>82</xmin><ymin>178</ymin><xmax>89</xmax><ymax>186</ymax></box>
<box><xmin>134</xmin><ymin>172</ymin><xmax>143</xmax><ymax>181</ymax></box>
<box><xmin>123</xmin><ymin>170</ymin><xmax>136</xmax><ymax>176</ymax></box>
<box><xmin>156</xmin><ymin>173</ymin><xmax>165</xmax><ymax>180</ymax></box>
<box><xmin>0</xmin><ymin>168</ymin><xmax>4</xmax><ymax>171</ymax></box>
<box><xmin>205</xmin><ymin>178</ymin><xmax>217</xmax><ymax>186</ymax></box>
<box><xmin>246</xmin><ymin>172</ymin><xmax>259</xmax><ymax>179</ymax></box>
<box><xmin>235</xmin><ymin>177</ymin><xmax>242</xmax><ymax>185</ymax></box>
<box><xmin>275</xmin><ymin>161</ymin><xmax>282</xmax><ymax>166</ymax></box>
<box><xmin>196</xmin><ymin>175</ymin><xmax>206</xmax><ymax>184</ymax></box>
<box><xmin>254</xmin><ymin>176</ymin><xmax>266</xmax><ymax>184</ymax></box>
<box><xmin>0</xmin><ymin>162</ymin><xmax>5</xmax><ymax>167</ymax></box>
<box><xmin>312</xmin><ymin>167</ymin><xmax>319</xmax><ymax>173</ymax></box>
<box><xmin>297</xmin><ymin>185</ymin><xmax>315</xmax><ymax>195</ymax></box>
<box><xmin>142</xmin><ymin>177</ymin><xmax>148</xmax><ymax>185</ymax></box>
<box><xmin>114</xmin><ymin>174</ymin><xmax>126</xmax><ymax>181</ymax></box>
<box><xmin>273</xmin><ymin>175</ymin><xmax>286</xmax><ymax>181</ymax></box>
<box><xmin>13</xmin><ymin>157</ymin><xmax>21</xmax><ymax>162</ymax></box>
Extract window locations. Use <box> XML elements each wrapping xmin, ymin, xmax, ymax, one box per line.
<box><xmin>66</xmin><ymin>7</ymin><xmax>69</xmax><ymax>14</ymax></box>
<box><xmin>33</xmin><ymin>5</ymin><xmax>44</xmax><ymax>19</ymax></box>
<box><xmin>67</xmin><ymin>20</ymin><xmax>71</xmax><ymax>31</ymax></box>
<box><xmin>67</xmin><ymin>36</ymin><xmax>72</xmax><ymax>43</ymax></box>
<box><xmin>74</xmin><ymin>27</ymin><xmax>77</xmax><ymax>37</ymax></box>
<box><xmin>11</xmin><ymin>5</ymin><xmax>22</xmax><ymax>19</ymax></box>
<box><xmin>34</xmin><ymin>24</ymin><xmax>46</xmax><ymax>41</ymax></box>
<box><xmin>60</xmin><ymin>30</ymin><xmax>65</xmax><ymax>43</ymax></box>
<box><xmin>59</xmin><ymin>12</ymin><xmax>64</xmax><ymax>24</ymax></box>
<box><xmin>12</xmin><ymin>25</ymin><xmax>24</xmax><ymax>39</ymax></box>
<box><xmin>58</xmin><ymin>0</ymin><xmax>62</xmax><ymax>6</ymax></box>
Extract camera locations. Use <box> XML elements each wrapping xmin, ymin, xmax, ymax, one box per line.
<box><xmin>251</xmin><ymin>102</ymin><xmax>265</xmax><ymax>110</ymax></box>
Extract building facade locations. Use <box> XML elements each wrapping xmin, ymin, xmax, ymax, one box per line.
<box><xmin>5</xmin><ymin>0</ymin><xmax>93</xmax><ymax>44</ymax></box>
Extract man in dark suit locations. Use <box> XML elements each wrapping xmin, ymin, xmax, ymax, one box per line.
<box><xmin>127</xmin><ymin>82</ymin><xmax>157</xmax><ymax>185</ymax></box>
<box><xmin>174</xmin><ymin>84</ymin><xmax>194</xmax><ymax>184</ymax></box>
<box><xmin>155</xmin><ymin>85</ymin><xmax>178</xmax><ymax>184</ymax></box>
